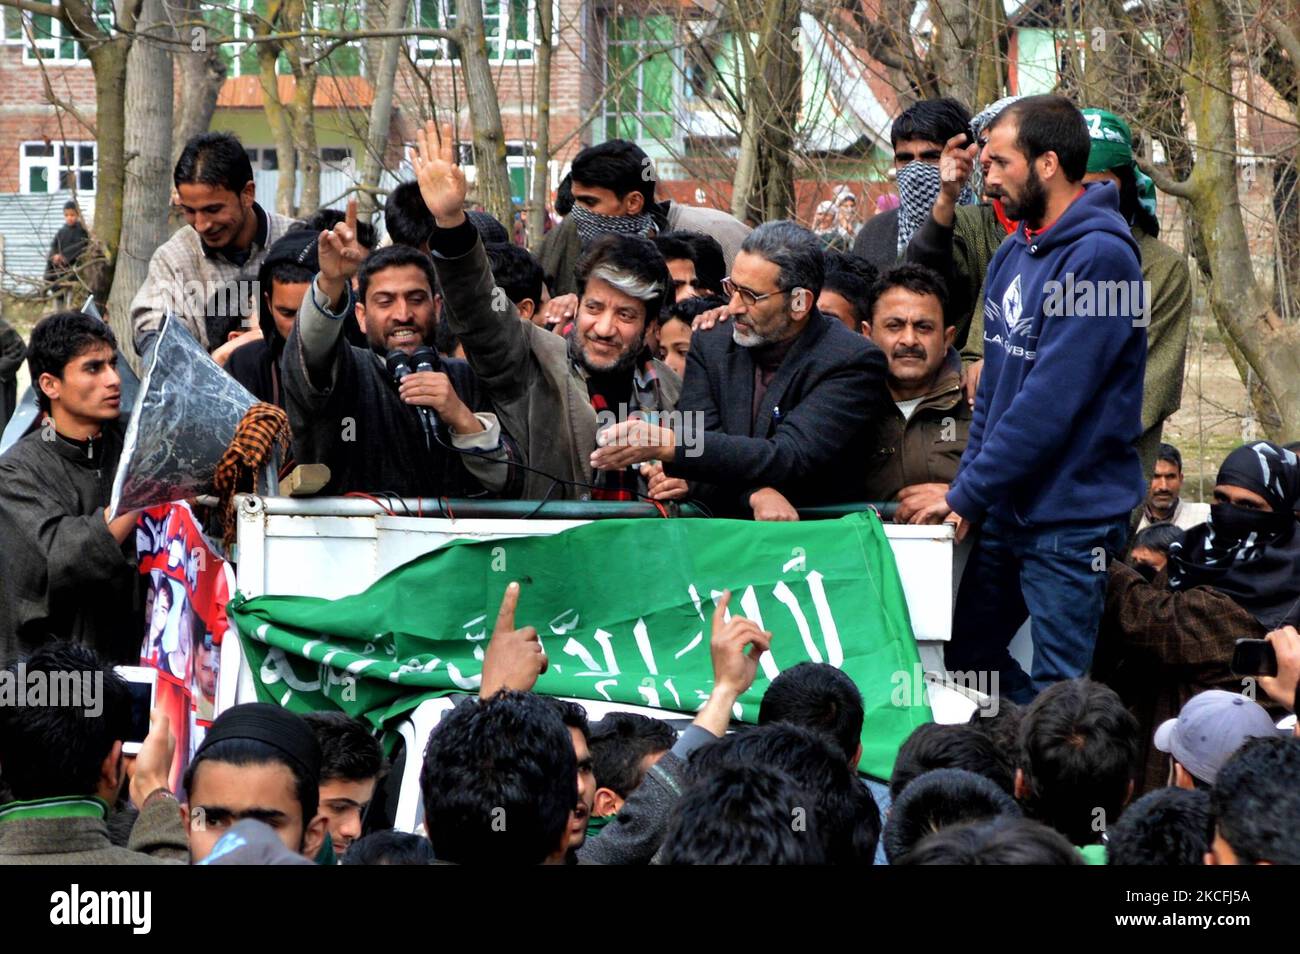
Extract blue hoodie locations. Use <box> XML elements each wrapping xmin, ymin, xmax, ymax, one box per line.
<box><xmin>947</xmin><ymin>181</ymin><xmax>1146</xmax><ymax>526</ymax></box>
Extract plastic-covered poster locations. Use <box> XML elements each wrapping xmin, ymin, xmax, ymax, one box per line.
<box><xmin>136</xmin><ymin>501</ymin><xmax>233</xmax><ymax>793</ymax></box>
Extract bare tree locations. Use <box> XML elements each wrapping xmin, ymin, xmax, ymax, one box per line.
<box><xmin>357</xmin><ymin>0</ymin><xmax>409</xmax><ymax>218</ymax></box>
<box><xmin>106</xmin><ymin>0</ymin><xmax>173</xmax><ymax>358</ymax></box>
<box><xmin>172</xmin><ymin>0</ymin><xmax>228</xmax><ymax>166</ymax></box>
<box><xmin>453</xmin><ymin>0</ymin><xmax>515</xmax><ymax>225</ymax></box>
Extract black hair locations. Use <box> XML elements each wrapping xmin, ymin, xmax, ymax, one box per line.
<box><xmin>301</xmin><ymin>711</ymin><xmax>386</xmax><ymax>784</ymax></box>
<box><xmin>890</xmin><ymin>97</ymin><xmax>973</xmax><ymax>149</ymax></box>
<box><xmin>740</xmin><ymin>221</ymin><xmax>826</xmax><ymax>298</ymax></box>
<box><xmin>1107</xmin><ymin>787</ymin><xmax>1212</xmax><ymax>865</ymax></box>
<box><xmin>174</xmin><ymin>132</ymin><xmax>254</xmax><ymax>194</ymax></box>
<box><xmin>883</xmin><ymin>767</ymin><xmax>1023</xmax><ymax>863</ymax></box>
<box><xmin>1131</xmin><ymin>521</ymin><xmax>1185</xmax><ymax>557</ymax></box>
<box><xmin>890</xmin><ymin>722</ymin><xmax>1013</xmax><ymax>800</ymax></box>
<box><xmin>203</xmin><ymin>281</ymin><xmax>253</xmax><ymax>353</ymax></box>
<box><xmin>898</xmin><ymin>815</ymin><xmax>1085</xmax><ymax>865</ymax></box>
<box><xmin>1112</xmin><ymin>164</ymin><xmax>1161</xmax><ymax>238</ymax></box>
<box><xmin>183</xmin><ymin>737</ymin><xmax>320</xmax><ymax>825</ymax></box>
<box><xmin>660</xmin><ymin>764</ymin><xmax>826</xmax><ymax>865</ymax></box>
<box><xmin>652</xmin><ymin>232</ymin><xmax>698</xmax><ymax>266</ymax></box>
<box><xmin>988</xmin><ymin>94</ymin><xmax>1092</xmax><ymax>184</ymax></box>
<box><xmin>63</xmin><ymin>200</ymin><xmax>79</xmax><ymax>212</ymax></box>
<box><xmin>27</xmin><ymin>310</ymin><xmax>117</xmax><ymax>412</ymax></box>
<box><xmin>466</xmin><ymin>209</ymin><xmax>510</xmax><ymax>245</ymax></box>
<box><xmin>661</xmin><ymin>293</ymin><xmax>727</xmax><ymax>330</ymax></box>
<box><xmin>544</xmin><ymin>697</ymin><xmax>590</xmax><ymax>743</ymax></box>
<box><xmin>485</xmin><ymin>242</ymin><xmax>544</xmax><ymax>307</ymax></box>
<box><xmin>588</xmin><ymin>713</ymin><xmax>677</xmax><ymax>798</ymax></box>
<box><xmin>340</xmin><ymin>829</ymin><xmax>434</xmax><ymax>865</ymax></box>
<box><xmin>357</xmin><ymin>243</ymin><xmax>438</xmax><ymax>306</ymax></box>
<box><xmin>689</xmin><ymin>723</ymin><xmax>880</xmax><ymax>864</ymax></box>
<box><xmin>570</xmin><ymin>139</ymin><xmax>656</xmax><ymax>209</ymax></box>
<box><xmin>759</xmin><ymin>662</ymin><xmax>864</xmax><ymax>765</ymax></box>
<box><xmin>574</xmin><ymin>234</ymin><xmax>670</xmax><ymax>326</ymax></box>
<box><xmin>1211</xmin><ymin>736</ymin><xmax>1300</xmax><ymax>864</ymax></box>
<box><xmin>555</xmin><ymin>173</ymin><xmax>574</xmax><ymax>217</ymax></box>
<box><xmin>419</xmin><ymin>690</ymin><xmax>576</xmax><ymax>864</ymax></box>
<box><xmin>966</xmin><ymin>699</ymin><xmax>1023</xmax><ymax>787</ymax></box>
<box><xmin>821</xmin><ymin>252</ymin><xmax>879</xmax><ymax>331</ymax></box>
<box><xmin>675</xmin><ymin>232</ymin><xmax>726</xmax><ymax>296</ymax></box>
<box><xmin>869</xmin><ymin>262</ymin><xmax>950</xmax><ymax>327</ymax></box>
<box><xmin>298</xmin><ymin>208</ymin><xmax>377</xmax><ymax>250</ymax></box>
<box><xmin>0</xmin><ymin>642</ymin><xmax>132</xmax><ymax>800</ymax></box>
<box><xmin>1017</xmin><ymin>678</ymin><xmax>1140</xmax><ymax>846</ymax></box>
<box><xmin>435</xmin><ymin>316</ymin><xmax>460</xmax><ymax>359</ymax></box>
<box><xmin>384</xmin><ymin>180</ymin><xmax>435</xmax><ymax>249</ymax></box>
<box><xmin>1156</xmin><ymin>442</ymin><xmax>1183</xmax><ymax>473</ymax></box>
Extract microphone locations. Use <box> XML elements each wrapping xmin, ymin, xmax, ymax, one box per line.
<box><xmin>408</xmin><ymin>346</ymin><xmax>441</xmax><ymax>431</ymax></box>
<box><xmin>387</xmin><ymin>348</ymin><xmax>436</xmax><ymax>449</ymax></box>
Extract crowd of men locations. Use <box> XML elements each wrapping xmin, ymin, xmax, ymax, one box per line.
<box><xmin>2</xmin><ymin>90</ymin><xmax>1300</xmax><ymax>864</ymax></box>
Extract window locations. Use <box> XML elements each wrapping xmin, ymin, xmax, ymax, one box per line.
<box><xmin>21</xmin><ymin>141</ymin><xmax>96</xmax><ymax>194</ymax></box>
<box><xmin>246</xmin><ymin>147</ymin><xmax>279</xmax><ymax>171</ymax></box>
<box><xmin>17</xmin><ymin>0</ymin><xmax>114</xmax><ymax>64</ymax></box>
<box><xmin>448</xmin><ymin>140</ymin><xmax>535</xmax><ymax>204</ymax></box>
<box><xmin>207</xmin><ymin>0</ymin><xmax>361</xmax><ymax>78</ymax></box>
<box><xmin>603</xmin><ymin>14</ymin><xmax>677</xmax><ymax>144</ymax></box>
<box><xmin>411</xmin><ymin>0</ymin><xmax>534</xmax><ymax>63</ymax></box>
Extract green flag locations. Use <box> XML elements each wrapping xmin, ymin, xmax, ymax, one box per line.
<box><xmin>228</xmin><ymin>512</ymin><xmax>932</xmax><ymax>779</ymax></box>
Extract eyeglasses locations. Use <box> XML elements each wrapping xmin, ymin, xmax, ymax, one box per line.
<box><xmin>722</xmin><ymin>277</ymin><xmax>788</xmax><ymax>307</ymax></box>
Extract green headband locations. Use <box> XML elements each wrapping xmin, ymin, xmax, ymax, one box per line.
<box><xmin>1082</xmin><ymin>108</ymin><xmax>1157</xmax><ymax>219</ymax></box>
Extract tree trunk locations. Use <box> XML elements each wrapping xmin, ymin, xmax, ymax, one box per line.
<box><xmin>106</xmin><ymin>0</ymin><xmax>173</xmax><ymax>368</ymax></box>
<box><xmin>454</xmin><ymin>0</ymin><xmax>515</xmax><ymax>225</ymax></box>
<box><xmin>290</xmin><ymin>70</ymin><xmax>320</xmax><ymax>214</ymax></box>
<box><xmin>730</xmin><ymin>0</ymin><xmax>799</xmax><ymax>223</ymax></box>
<box><xmin>172</xmin><ymin>0</ymin><xmax>227</xmax><ymax>166</ymax></box>
<box><xmin>358</xmin><ymin>0</ymin><xmax>409</xmax><ymax>218</ymax></box>
<box><xmin>527</xmin><ymin>0</ymin><xmax>552</xmax><ymax>248</ymax></box>
<box><xmin>84</xmin><ymin>38</ymin><xmax>130</xmax><ymax>303</ymax></box>
<box><xmin>256</xmin><ymin>27</ymin><xmax>297</xmax><ymax>216</ymax></box>
<box><xmin>1180</xmin><ymin>0</ymin><xmax>1300</xmax><ymax>437</ymax></box>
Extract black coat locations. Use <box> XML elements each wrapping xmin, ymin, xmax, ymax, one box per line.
<box><xmin>665</xmin><ymin>310</ymin><xmax>890</xmax><ymax>516</ymax></box>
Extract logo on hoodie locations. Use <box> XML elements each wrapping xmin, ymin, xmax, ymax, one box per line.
<box><xmin>1000</xmin><ymin>274</ymin><xmax>1035</xmax><ymax>337</ymax></box>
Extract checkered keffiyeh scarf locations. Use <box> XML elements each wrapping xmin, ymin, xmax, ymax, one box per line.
<box><xmin>896</xmin><ymin>161</ymin><xmax>975</xmax><ymax>254</ymax></box>
<box><xmin>213</xmin><ymin>403</ymin><xmax>291</xmax><ymax>547</ymax></box>
<box><xmin>568</xmin><ymin>204</ymin><xmax>658</xmax><ymax>249</ymax></box>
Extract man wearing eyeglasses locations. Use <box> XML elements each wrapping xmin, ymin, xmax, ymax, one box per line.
<box><xmin>591</xmin><ymin>221</ymin><xmax>889</xmax><ymax>519</ymax></box>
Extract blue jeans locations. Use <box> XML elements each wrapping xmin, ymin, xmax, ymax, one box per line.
<box><xmin>945</xmin><ymin>514</ymin><xmax>1129</xmax><ymax>705</ymax></box>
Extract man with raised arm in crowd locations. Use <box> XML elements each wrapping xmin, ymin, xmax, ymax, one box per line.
<box><xmin>910</xmin><ymin>95</ymin><xmax>1147</xmax><ymax>703</ymax></box>
<box><xmin>409</xmin><ymin>123</ymin><xmax>683</xmax><ymax>503</ymax></box>
<box><xmin>281</xmin><ymin>200</ymin><xmax>519</xmax><ymax>499</ymax></box>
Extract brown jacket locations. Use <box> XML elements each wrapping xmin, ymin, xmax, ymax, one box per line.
<box><xmin>1093</xmin><ymin>561</ymin><xmax>1279</xmax><ymax>796</ymax></box>
<box><xmin>434</xmin><ymin>230</ymin><xmax>681</xmax><ymax>500</ymax></box>
<box><xmin>863</xmin><ymin>348</ymin><xmax>971</xmax><ymax>502</ymax></box>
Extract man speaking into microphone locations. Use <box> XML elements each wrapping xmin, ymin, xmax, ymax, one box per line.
<box><xmin>282</xmin><ymin>199</ymin><xmax>518</xmax><ymax>498</ymax></box>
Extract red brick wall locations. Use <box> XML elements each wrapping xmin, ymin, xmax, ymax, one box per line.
<box><xmin>0</xmin><ymin>44</ymin><xmax>99</xmax><ymax>192</ymax></box>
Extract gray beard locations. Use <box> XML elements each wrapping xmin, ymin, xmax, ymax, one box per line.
<box><xmin>568</xmin><ymin>328</ymin><xmax>643</xmax><ymax>377</ymax></box>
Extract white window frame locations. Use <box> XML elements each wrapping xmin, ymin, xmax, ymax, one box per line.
<box><xmin>410</xmin><ymin>0</ymin><xmax>538</xmax><ymax>66</ymax></box>
<box><xmin>18</xmin><ymin>4</ymin><xmax>113</xmax><ymax>65</ymax></box>
<box><xmin>20</xmin><ymin>140</ymin><xmax>97</xmax><ymax>195</ymax></box>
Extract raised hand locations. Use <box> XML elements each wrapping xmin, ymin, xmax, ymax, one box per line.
<box><xmin>411</xmin><ymin>120</ymin><xmax>469</xmax><ymax>229</ymax></box>
<box><xmin>479</xmin><ymin>581</ymin><xmax>548</xmax><ymax>698</ymax></box>
<box><xmin>318</xmin><ymin>197</ymin><xmax>368</xmax><ymax>306</ymax></box>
